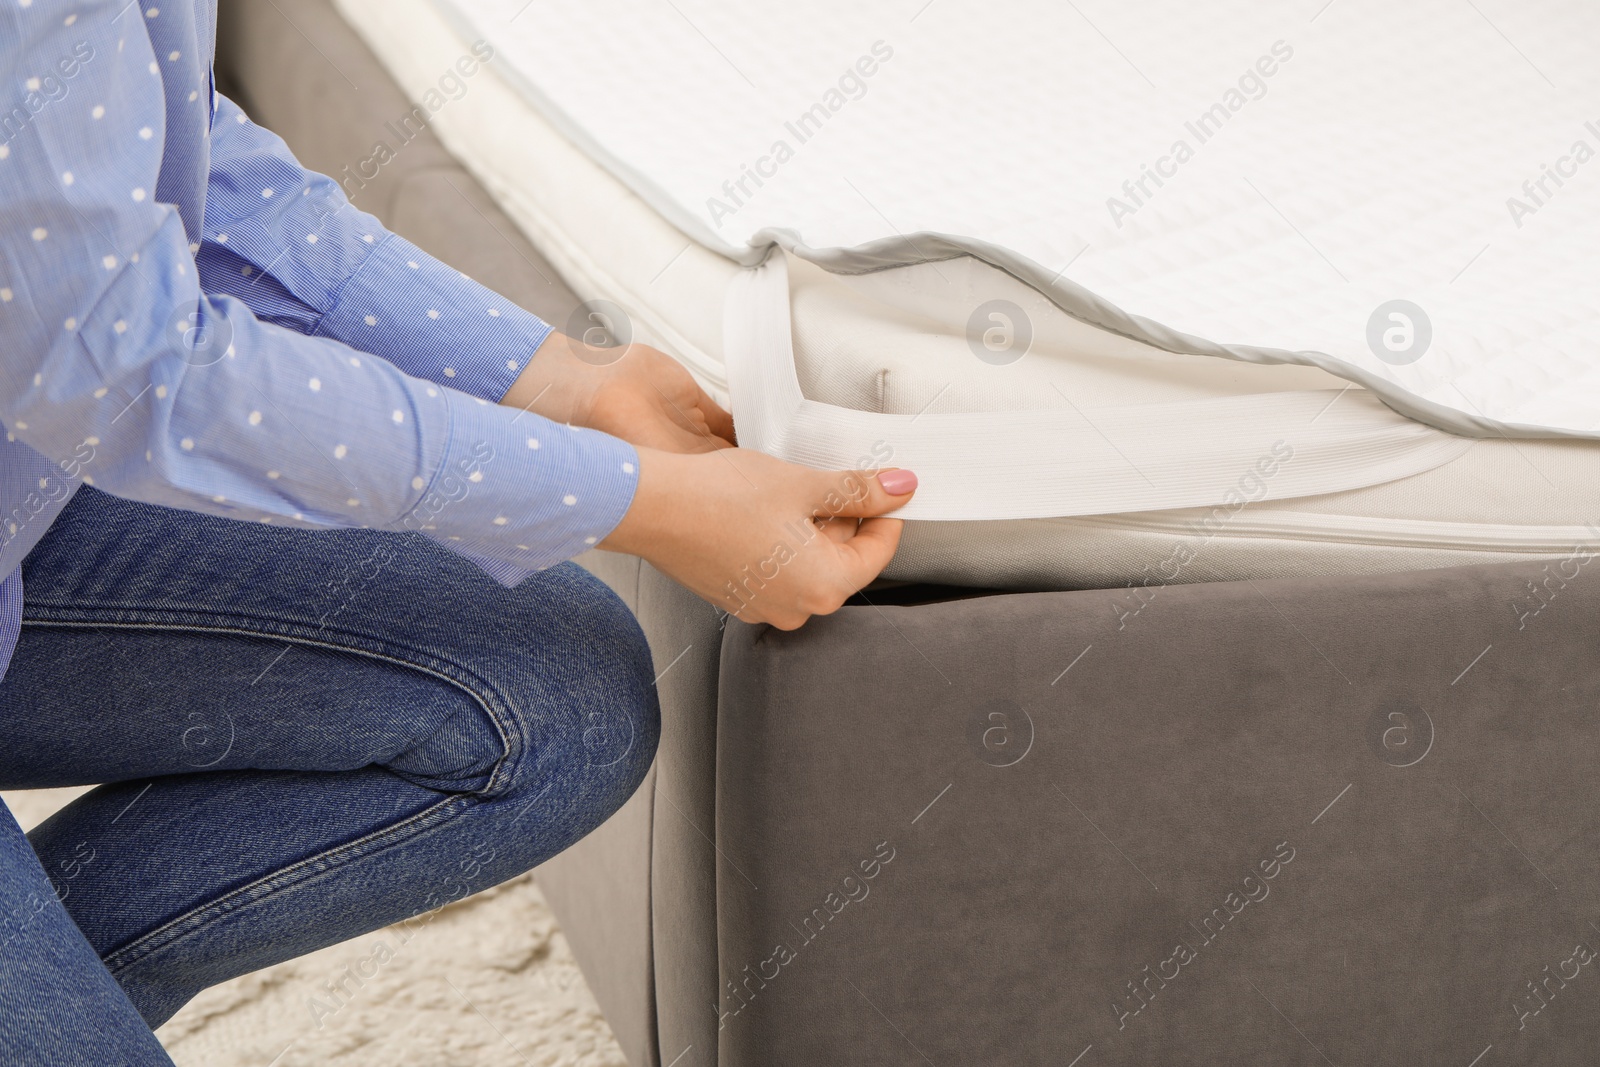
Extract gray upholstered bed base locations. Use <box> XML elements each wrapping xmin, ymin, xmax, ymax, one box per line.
<box><xmin>219</xmin><ymin>5</ymin><xmax>1600</xmax><ymax>1063</ymax></box>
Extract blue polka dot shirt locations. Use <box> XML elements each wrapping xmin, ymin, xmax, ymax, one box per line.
<box><xmin>0</xmin><ymin>0</ymin><xmax>641</xmax><ymax>677</ymax></box>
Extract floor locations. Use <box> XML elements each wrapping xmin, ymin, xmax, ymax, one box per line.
<box><xmin>3</xmin><ymin>787</ymin><xmax>626</xmax><ymax>1067</ymax></box>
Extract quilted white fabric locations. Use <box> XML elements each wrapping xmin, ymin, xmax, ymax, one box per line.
<box><xmin>435</xmin><ymin>0</ymin><xmax>1600</xmax><ymax>440</ymax></box>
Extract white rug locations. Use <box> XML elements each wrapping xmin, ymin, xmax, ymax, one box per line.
<box><xmin>3</xmin><ymin>787</ymin><xmax>625</xmax><ymax>1067</ymax></box>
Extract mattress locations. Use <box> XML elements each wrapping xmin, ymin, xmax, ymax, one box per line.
<box><xmin>333</xmin><ymin>0</ymin><xmax>1600</xmax><ymax>590</ymax></box>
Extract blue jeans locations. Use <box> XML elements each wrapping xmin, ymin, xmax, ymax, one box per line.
<box><xmin>0</xmin><ymin>488</ymin><xmax>660</xmax><ymax>1065</ymax></box>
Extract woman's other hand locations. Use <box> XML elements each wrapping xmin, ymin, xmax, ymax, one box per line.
<box><xmin>501</xmin><ymin>333</ymin><xmax>734</xmax><ymax>454</ymax></box>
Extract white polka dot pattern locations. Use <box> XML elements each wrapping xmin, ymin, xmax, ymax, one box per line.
<box><xmin>0</xmin><ymin>0</ymin><xmax>642</xmax><ymax>658</ymax></box>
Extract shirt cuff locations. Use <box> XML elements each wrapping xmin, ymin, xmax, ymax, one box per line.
<box><xmin>315</xmin><ymin>233</ymin><xmax>553</xmax><ymax>403</ymax></box>
<box><xmin>398</xmin><ymin>390</ymin><xmax>640</xmax><ymax>586</ymax></box>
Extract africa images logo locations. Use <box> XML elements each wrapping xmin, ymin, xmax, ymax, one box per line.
<box><xmin>1105</xmin><ymin>41</ymin><xmax>1295</xmax><ymax>228</ymax></box>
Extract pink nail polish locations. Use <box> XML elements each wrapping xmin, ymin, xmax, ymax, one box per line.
<box><xmin>878</xmin><ymin>469</ymin><xmax>918</xmax><ymax>495</ymax></box>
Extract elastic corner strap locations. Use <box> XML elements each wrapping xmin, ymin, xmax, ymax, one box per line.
<box><xmin>723</xmin><ymin>252</ymin><xmax>1472</xmax><ymax>522</ymax></box>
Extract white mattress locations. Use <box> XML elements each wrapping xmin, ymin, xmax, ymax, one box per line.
<box><xmin>334</xmin><ymin>0</ymin><xmax>1600</xmax><ymax>589</ymax></box>
<box><xmin>432</xmin><ymin>0</ymin><xmax>1600</xmax><ymax>442</ymax></box>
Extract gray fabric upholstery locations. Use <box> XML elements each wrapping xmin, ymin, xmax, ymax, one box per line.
<box><xmin>629</xmin><ymin>562</ymin><xmax>726</xmax><ymax>1067</ymax></box>
<box><xmin>716</xmin><ymin>562</ymin><xmax>1600</xmax><ymax>1065</ymax></box>
<box><xmin>578</xmin><ymin>552</ymin><xmax>727</xmax><ymax>1067</ymax></box>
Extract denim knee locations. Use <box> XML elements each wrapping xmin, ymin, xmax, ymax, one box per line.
<box><xmin>483</xmin><ymin>564</ymin><xmax>660</xmax><ymax>843</ymax></box>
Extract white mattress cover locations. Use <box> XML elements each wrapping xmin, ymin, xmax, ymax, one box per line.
<box><xmin>430</xmin><ymin>0</ymin><xmax>1600</xmax><ymax>444</ymax></box>
<box><xmin>334</xmin><ymin>0</ymin><xmax>1600</xmax><ymax>588</ymax></box>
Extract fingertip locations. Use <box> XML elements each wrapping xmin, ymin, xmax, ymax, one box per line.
<box><xmin>877</xmin><ymin>468</ymin><xmax>918</xmax><ymax>496</ymax></box>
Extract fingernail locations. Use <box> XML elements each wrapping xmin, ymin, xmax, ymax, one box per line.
<box><xmin>877</xmin><ymin>469</ymin><xmax>918</xmax><ymax>495</ymax></box>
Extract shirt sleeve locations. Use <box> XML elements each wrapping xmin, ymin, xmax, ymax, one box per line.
<box><xmin>195</xmin><ymin>93</ymin><xmax>548</xmax><ymax>403</ymax></box>
<box><xmin>0</xmin><ymin>2</ymin><xmax>637</xmax><ymax>585</ymax></box>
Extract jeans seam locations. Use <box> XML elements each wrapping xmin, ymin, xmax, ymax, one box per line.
<box><xmin>17</xmin><ymin>612</ymin><xmax>526</xmax><ymax>798</ymax></box>
<box><xmin>19</xmin><ymin>615</ymin><xmax>534</xmax><ymax>967</ymax></box>
<box><xmin>100</xmin><ymin>791</ymin><xmax>472</xmax><ymax>975</ymax></box>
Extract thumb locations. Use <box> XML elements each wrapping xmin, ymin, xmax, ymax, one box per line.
<box><xmin>825</xmin><ymin>468</ymin><xmax>918</xmax><ymax>519</ymax></box>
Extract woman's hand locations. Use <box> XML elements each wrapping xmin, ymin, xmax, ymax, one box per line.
<box><xmin>501</xmin><ymin>333</ymin><xmax>734</xmax><ymax>454</ymax></box>
<box><xmin>600</xmin><ymin>448</ymin><xmax>918</xmax><ymax>630</ymax></box>
<box><xmin>516</xmin><ymin>334</ymin><xmax>917</xmax><ymax>627</ymax></box>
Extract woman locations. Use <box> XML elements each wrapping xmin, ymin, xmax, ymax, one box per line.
<box><xmin>0</xmin><ymin>2</ymin><xmax>916</xmax><ymax>1060</ymax></box>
